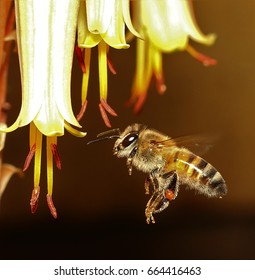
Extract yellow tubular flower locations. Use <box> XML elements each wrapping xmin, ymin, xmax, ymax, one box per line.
<box><xmin>2</xmin><ymin>0</ymin><xmax>86</xmax><ymax>218</ymax></box>
<box><xmin>77</xmin><ymin>0</ymin><xmax>140</xmax><ymax>127</ymax></box>
<box><xmin>129</xmin><ymin>0</ymin><xmax>217</xmax><ymax>113</ymax></box>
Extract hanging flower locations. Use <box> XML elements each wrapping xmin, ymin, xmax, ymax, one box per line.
<box><xmin>128</xmin><ymin>0</ymin><xmax>217</xmax><ymax>113</ymax></box>
<box><xmin>77</xmin><ymin>0</ymin><xmax>140</xmax><ymax>127</ymax></box>
<box><xmin>1</xmin><ymin>0</ymin><xmax>86</xmax><ymax>218</ymax></box>
<box><xmin>0</xmin><ymin>0</ymin><xmax>20</xmax><ymax>201</ymax></box>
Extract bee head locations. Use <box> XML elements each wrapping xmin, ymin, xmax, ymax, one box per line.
<box><xmin>113</xmin><ymin>123</ymin><xmax>146</xmax><ymax>158</ymax></box>
<box><xmin>87</xmin><ymin>123</ymin><xmax>147</xmax><ymax>158</ymax></box>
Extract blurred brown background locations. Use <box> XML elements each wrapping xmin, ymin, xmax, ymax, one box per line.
<box><xmin>0</xmin><ymin>0</ymin><xmax>255</xmax><ymax>259</ymax></box>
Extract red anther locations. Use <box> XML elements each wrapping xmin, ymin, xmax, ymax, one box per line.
<box><xmin>76</xmin><ymin>99</ymin><xmax>88</xmax><ymax>122</ymax></box>
<box><xmin>99</xmin><ymin>103</ymin><xmax>112</xmax><ymax>128</ymax></box>
<box><xmin>30</xmin><ymin>186</ymin><xmax>40</xmax><ymax>214</ymax></box>
<box><xmin>107</xmin><ymin>55</ymin><xmax>117</xmax><ymax>75</ymax></box>
<box><xmin>165</xmin><ymin>189</ymin><xmax>175</xmax><ymax>201</ymax></box>
<box><xmin>196</xmin><ymin>53</ymin><xmax>217</xmax><ymax>66</ymax></box>
<box><xmin>23</xmin><ymin>143</ymin><xmax>36</xmax><ymax>171</ymax></box>
<box><xmin>75</xmin><ymin>45</ymin><xmax>86</xmax><ymax>73</ymax></box>
<box><xmin>46</xmin><ymin>194</ymin><xmax>57</xmax><ymax>219</ymax></box>
<box><xmin>155</xmin><ymin>75</ymin><xmax>167</xmax><ymax>95</ymax></box>
<box><xmin>100</xmin><ymin>98</ymin><xmax>118</xmax><ymax>116</ymax></box>
<box><xmin>50</xmin><ymin>144</ymin><xmax>62</xmax><ymax>170</ymax></box>
<box><xmin>133</xmin><ymin>93</ymin><xmax>147</xmax><ymax>115</ymax></box>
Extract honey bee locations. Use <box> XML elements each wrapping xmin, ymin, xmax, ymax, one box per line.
<box><xmin>88</xmin><ymin>123</ymin><xmax>227</xmax><ymax>224</ymax></box>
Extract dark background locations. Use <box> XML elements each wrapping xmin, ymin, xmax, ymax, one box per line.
<box><xmin>0</xmin><ymin>1</ymin><xmax>255</xmax><ymax>259</ymax></box>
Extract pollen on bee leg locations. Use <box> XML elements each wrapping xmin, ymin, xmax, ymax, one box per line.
<box><xmin>50</xmin><ymin>143</ymin><xmax>61</xmax><ymax>170</ymax></box>
<box><xmin>165</xmin><ymin>189</ymin><xmax>175</xmax><ymax>201</ymax></box>
<box><xmin>46</xmin><ymin>194</ymin><xmax>57</xmax><ymax>219</ymax></box>
<box><xmin>186</xmin><ymin>44</ymin><xmax>217</xmax><ymax>66</ymax></box>
<box><xmin>23</xmin><ymin>143</ymin><xmax>36</xmax><ymax>171</ymax></box>
<box><xmin>30</xmin><ymin>186</ymin><xmax>40</xmax><ymax>214</ymax></box>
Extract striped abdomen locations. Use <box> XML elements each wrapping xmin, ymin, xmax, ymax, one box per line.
<box><xmin>170</xmin><ymin>148</ymin><xmax>227</xmax><ymax>198</ymax></box>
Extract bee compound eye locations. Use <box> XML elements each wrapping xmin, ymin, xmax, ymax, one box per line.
<box><xmin>122</xmin><ymin>133</ymin><xmax>138</xmax><ymax>148</ymax></box>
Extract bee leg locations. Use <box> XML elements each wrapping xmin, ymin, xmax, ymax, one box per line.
<box><xmin>161</xmin><ymin>170</ymin><xmax>179</xmax><ymax>199</ymax></box>
<box><xmin>145</xmin><ymin>171</ymin><xmax>179</xmax><ymax>224</ymax></box>
<box><xmin>145</xmin><ymin>187</ymin><xmax>169</xmax><ymax>224</ymax></box>
<box><xmin>144</xmin><ymin>176</ymin><xmax>150</xmax><ymax>194</ymax></box>
<box><xmin>144</xmin><ymin>170</ymin><xmax>160</xmax><ymax>195</ymax></box>
<box><xmin>126</xmin><ymin>147</ymin><xmax>137</xmax><ymax>175</ymax></box>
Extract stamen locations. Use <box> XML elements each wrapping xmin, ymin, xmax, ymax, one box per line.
<box><xmin>153</xmin><ymin>47</ymin><xmax>166</xmax><ymax>95</ymax></box>
<box><xmin>100</xmin><ymin>98</ymin><xmax>117</xmax><ymax>116</ymax></box>
<box><xmin>30</xmin><ymin>186</ymin><xmax>40</xmax><ymax>214</ymax></box>
<box><xmin>155</xmin><ymin>75</ymin><xmax>167</xmax><ymax>95</ymax></box>
<box><xmin>50</xmin><ymin>143</ymin><xmax>61</xmax><ymax>170</ymax></box>
<box><xmin>81</xmin><ymin>49</ymin><xmax>91</xmax><ymax>103</ymax></box>
<box><xmin>98</xmin><ymin>41</ymin><xmax>108</xmax><ymax>100</ymax></box>
<box><xmin>186</xmin><ymin>44</ymin><xmax>217</xmax><ymax>66</ymax></box>
<box><xmin>99</xmin><ymin>99</ymin><xmax>118</xmax><ymax>128</ymax></box>
<box><xmin>76</xmin><ymin>99</ymin><xmax>88</xmax><ymax>122</ymax></box>
<box><xmin>75</xmin><ymin>45</ymin><xmax>86</xmax><ymax>73</ymax></box>
<box><xmin>46</xmin><ymin>194</ymin><xmax>57</xmax><ymax>219</ymax></box>
<box><xmin>99</xmin><ymin>103</ymin><xmax>111</xmax><ymax>128</ymax></box>
<box><xmin>133</xmin><ymin>92</ymin><xmax>147</xmax><ymax>115</ymax></box>
<box><xmin>23</xmin><ymin>143</ymin><xmax>36</xmax><ymax>171</ymax></box>
<box><xmin>107</xmin><ymin>55</ymin><xmax>117</xmax><ymax>75</ymax></box>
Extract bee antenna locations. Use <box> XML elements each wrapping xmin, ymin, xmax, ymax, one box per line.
<box><xmin>87</xmin><ymin>135</ymin><xmax>120</xmax><ymax>145</ymax></box>
<box><xmin>96</xmin><ymin>128</ymin><xmax>121</xmax><ymax>138</ymax></box>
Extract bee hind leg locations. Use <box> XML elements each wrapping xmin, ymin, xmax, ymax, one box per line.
<box><xmin>145</xmin><ymin>171</ymin><xmax>179</xmax><ymax>224</ymax></box>
<box><xmin>145</xmin><ymin>190</ymin><xmax>169</xmax><ymax>224</ymax></box>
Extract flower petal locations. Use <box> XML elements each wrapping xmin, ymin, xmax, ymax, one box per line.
<box><xmin>121</xmin><ymin>0</ymin><xmax>142</xmax><ymax>39</ymax></box>
<box><xmin>141</xmin><ymin>0</ymin><xmax>215</xmax><ymax>52</ymax></box>
<box><xmin>50</xmin><ymin>0</ymin><xmax>81</xmax><ymax>128</ymax></box>
<box><xmin>141</xmin><ymin>0</ymin><xmax>187</xmax><ymax>52</ymax></box>
<box><xmin>182</xmin><ymin>1</ymin><xmax>216</xmax><ymax>45</ymax></box>
<box><xmin>102</xmin><ymin>0</ymin><xmax>129</xmax><ymax>49</ymax></box>
<box><xmin>33</xmin><ymin>94</ymin><xmax>65</xmax><ymax>136</ymax></box>
<box><xmin>0</xmin><ymin>123</ymin><xmax>7</xmax><ymax>151</ymax></box>
<box><xmin>10</xmin><ymin>0</ymin><xmax>81</xmax><ymax>136</ymax></box>
<box><xmin>78</xmin><ymin>0</ymin><xmax>102</xmax><ymax>48</ymax></box>
<box><xmin>0</xmin><ymin>164</ymin><xmax>22</xmax><ymax>199</ymax></box>
<box><xmin>86</xmin><ymin>0</ymin><xmax>115</xmax><ymax>34</ymax></box>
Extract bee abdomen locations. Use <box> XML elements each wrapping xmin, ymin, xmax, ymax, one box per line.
<box><xmin>175</xmin><ymin>150</ymin><xmax>227</xmax><ymax>198</ymax></box>
<box><xmin>200</xmin><ymin>163</ymin><xmax>227</xmax><ymax>197</ymax></box>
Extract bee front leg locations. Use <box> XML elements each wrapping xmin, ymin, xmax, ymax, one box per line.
<box><xmin>126</xmin><ymin>147</ymin><xmax>137</xmax><ymax>175</ymax></box>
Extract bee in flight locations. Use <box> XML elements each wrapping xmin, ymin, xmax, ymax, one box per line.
<box><xmin>88</xmin><ymin>123</ymin><xmax>227</xmax><ymax>224</ymax></box>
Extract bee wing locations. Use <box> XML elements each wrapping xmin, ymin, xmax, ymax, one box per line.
<box><xmin>152</xmin><ymin>134</ymin><xmax>217</xmax><ymax>156</ymax></box>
